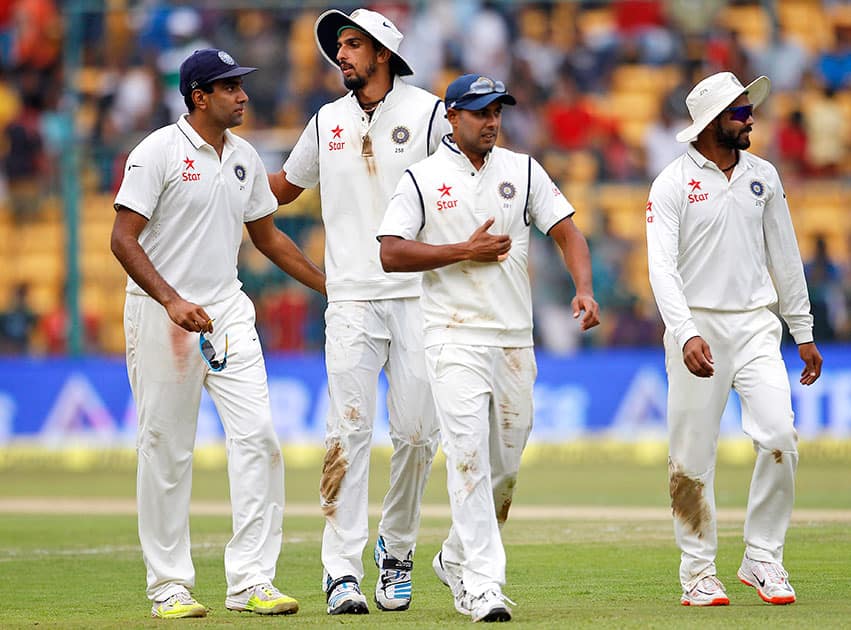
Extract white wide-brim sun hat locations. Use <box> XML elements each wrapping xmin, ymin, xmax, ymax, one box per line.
<box><xmin>315</xmin><ymin>8</ymin><xmax>414</xmax><ymax>77</ymax></box>
<box><xmin>676</xmin><ymin>72</ymin><xmax>771</xmax><ymax>143</ymax></box>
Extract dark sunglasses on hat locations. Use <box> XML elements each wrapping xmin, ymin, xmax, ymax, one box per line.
<box><xmin>199</xmin><ymin>332</ymin><xmax>228</xmax><ymax>372</ymax></box>
<box><xmin>722</xmin><ymin>104</ymin><xmax>753</xmax><ymax>123</ymax></box>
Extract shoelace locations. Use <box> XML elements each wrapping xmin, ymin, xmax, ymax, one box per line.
<box><xmin>697</xmin><ymin>576</ymin><xmax>724</xmax><ymax>592</ymax></box>
<box><xmin>477</xmin><ymin>589</ymin><xmax>517</xmax><ymax>607</ymax></box>
<box><xmin>760</xmin><ymin>562</ymin><xmax>789</xmax><ymax>583</ymax></box>
<box><xmin>168</xmin><ymin>592</ymin><xmax>196</xmax><ymax>606</ymax></box>
<box><xmin>258</xmin><ymin>584</ymin><xmax>281</xmax><ymax>599</ymax></box>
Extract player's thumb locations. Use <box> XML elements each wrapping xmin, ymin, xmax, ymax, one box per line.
<box><xmin>477</xmin><ymin>217</ymin><xmax>495</xmax><ymax>233</ymax></box>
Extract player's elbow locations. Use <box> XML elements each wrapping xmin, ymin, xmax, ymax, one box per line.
<box><xmin>269</xmin><ymin>170</ymin><xmax>303</xmax><ymax>205</ymax></box>
<box><xmin>379</xmin><ymin>237</ymin><xmax>403</xmax><ymax>272</ymax></box>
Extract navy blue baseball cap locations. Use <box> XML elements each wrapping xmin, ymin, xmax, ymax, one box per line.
<box><xmin>179</xmin><ymin>48</ymin><xmax>257</xmax><ymax>96</ymax></box>
<box><xmin>445</xmin><ymin>74</ymin><xmax>516</xmax><ymax>111</ymax></box>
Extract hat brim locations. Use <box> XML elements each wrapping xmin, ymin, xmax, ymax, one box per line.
<box><xmin>180</xmin><ymin>65</ymin><xmax>257</xmax><ymax>95</ymax></box>
<box><xmin>209</xmin><ymin>66</ymin><xmax>257</xmax><ymax>83</ymax></box>
<box><xmin>314</xmin><ymin>9</ymin><xmax>414</xmax><ymax>77</ymax></box>
<box><xmin>448</xmin><ymin>93</ymin><xmax>517</xmax><ymax>111</ymax></box>
<box><xmin>675</xmin><ymin>75</ymin><xmax>771</xmax><ymax>143</ymax></box>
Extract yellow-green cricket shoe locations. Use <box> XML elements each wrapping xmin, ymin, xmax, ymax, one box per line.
<box><xmin>225</xmin><ymin>583</ymin><xmax>299</xmax><ymax>615</ymax></box>
<box><xmin>151</xmin><ymin>591</ymin><xmax>207</xmax><ymax>618</ymax></box>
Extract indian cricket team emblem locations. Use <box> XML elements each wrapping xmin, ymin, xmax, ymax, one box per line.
<box><xmin>234</xmin><ymin>164</ymin><xmax>246</xmax><ymax>182</ymax></box>
<box><xmin>750</xmin><ymin>180</ymin><xmax>765</xmax><ymax>197</ymax></box>
<box><xmin>498</xmin><ymin>181</ymin><xmax>516</xmax><ymax>200</ymax></box>
<box><xmin>391</xmin><ymin>126</ymin><xmax>410</xmax><ymax>145</ymax></box>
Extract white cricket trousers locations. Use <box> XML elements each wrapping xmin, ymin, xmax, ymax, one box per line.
<box><xmin>664</xmin><ymin>307</ymin><xmax>798</xmax><ymax>590</ymax></box>
<box><xmin>125</xmin><ymin>291</ymin><xmax>285</xmax><ymax>601</ymax></box>
<box><xmin>425</xmin><ymin>344</ymin><xmax>536</xmax><ymax>597</ymax></box>
<box><xmin>321</xmin><ymin>298</ymin><xmax>439</xmax><ymax>583</ymax></box>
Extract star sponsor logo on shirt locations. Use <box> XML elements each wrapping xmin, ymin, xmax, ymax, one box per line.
<box><xmin>645</xmin><ymin>200</ymin><xmax>654</xmax><ymax>223</ymax></box>
<box><xmin>687</xmin><ymin>178</ymin><xmax>708</xmax><ymax>203</ymax></box>
<box><xmin>182</xmin><ymin>156</ymin><xmax>201</xmax><ymax>182</ymax></box>
<box><xmin>328</xmin><ymin>125</ymin><xmax>346</xmax><ymax>151</ymax></box>
<box><xmin>329</xmin><ymin>125</ymin><xmax>345</xmax><ymax>151</ymax></box>
<box><xmin>436</xmin><ymin>182</ymin><xmax>458</xmax><ymax>211</ymax></box>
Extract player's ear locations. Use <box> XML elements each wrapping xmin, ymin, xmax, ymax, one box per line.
<box><xmin>192</xmin><ymin>88</ymin><xmax>207</xmax><ymax>110</ymax></box>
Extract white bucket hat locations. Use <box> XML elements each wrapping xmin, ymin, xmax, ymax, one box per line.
<box><xmin>315</xmin><ymin>8</ymin><xmax>413</xmax><ymax>77</ymax></box>
<box><xmin>675</xmin><ymin>72</ymin><xmax>771</xmax><ymax>143</ymax></box>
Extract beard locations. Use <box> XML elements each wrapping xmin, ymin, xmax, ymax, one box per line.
<box><xmin>716</xmin><ymin>123</ymin><xmax>751</xmax><ymax>150</ymax></box>
<box><xmin>342</xmin><ymin>60</ymin><xmax>376</xmax><ymax>91</ymax></box>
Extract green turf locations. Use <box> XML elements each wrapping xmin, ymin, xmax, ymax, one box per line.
<box><xmin>1</xmin><ymin>515</ymin><xmax>849</xmax><ymax>628</ymax></box>
<box><xmin>0</xmin><ymin>450</ymin><xmax>849</xmax><ymax>628</ymax></box>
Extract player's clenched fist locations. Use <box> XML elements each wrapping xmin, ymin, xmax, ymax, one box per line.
<box><xmin>165</xmin><ymin>298</ymin><xmax>213</xmax><ymax>333</ymax></box>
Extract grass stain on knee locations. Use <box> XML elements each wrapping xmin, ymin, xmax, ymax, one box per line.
<box><xmin>320</xmin><ymin>440</ymin><xmax>347</xmax><ymax>518</ymax></box>
<box><xmin>773</xmin><ymin>449</ymin><xmax>783</xmax><ymax>463</ymax></box>
<box><xmin>669</xmin><ymin>468</ymin><xmax>710</xmax><ymax>538</ymax></box>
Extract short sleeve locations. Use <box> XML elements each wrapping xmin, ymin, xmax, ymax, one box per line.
<box><xmin>377</xmin><ymin>171</ymin><xmax>424</xmax><ymax>241</ymax></box>
<box><xmin>113</xmin><ymin>135</ymin><xmax>167</xmax><ymax>219</ymax></box>
<box><xmin>244</xmin><ymin>147</ymin><xmax>279</xmax><ymax>223</ymax></box>
<box><xmin>527</xmin><ymin>157</ymin><xmax>575</xmax><ymax>234</ymax></box>
<box><xmin>282</xmin><ymin>114</ymin><xmax>320</xmax><ymax>189</ymax></box>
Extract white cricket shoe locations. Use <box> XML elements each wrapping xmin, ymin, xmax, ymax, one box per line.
<box><xmin>325</xmin><ymin>575</ymin><xmax>369</xmax><ymax>615</ymax></box>
<box><xmin>466</xmin><ymin>587</ymin><xmax>514</xmax><ymax>623</ymax></box>
<box><xmin>433</xmin><ymin>550</ymin><xmax>464</xmax><ymax>596</ymax></box>
<box><xmin>374</xmin><ymin>536</ymin><xmax>413</xmax><ymax>611</ymax></box>
<box><xmin>680</xmin><ymin>575</ymin><xmax>730</xmax><ymax>606</ymax></box>
<box><xmin>150</xmin><ymin>590</ymin><xmax>207</xmax><ymax>618</ymax></box>
<box><xmin>737</xmin><ymin>555</ymin><xmax>796</xmax><ymax>604</ymax></box>
<box><xmin>225</xmin><ymin>582</ymin><xmax>298</xmax><ymax>615</ymax></box>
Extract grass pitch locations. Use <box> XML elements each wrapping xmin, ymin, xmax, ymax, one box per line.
<box><xmin>0</xmin><ymin>444</ymin><xmax>849</xmax><ymax>628</ymax></box>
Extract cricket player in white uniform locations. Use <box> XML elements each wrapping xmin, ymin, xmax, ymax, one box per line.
<box><xmin>646</xmin><ymin>72</ymin><xmax>823</xmax><ymax>607</ymax></box>
<box><xmin>111</xmin><ymin>49</ymin><xmax>325</xmax><ymax>619</ymax></box>
<box><xmin>267</xmin><ymin>9</ymin><xmax>448</xmax><ymax>614</ymax></box>
<box><xmin>378</xmin><ymin>74</ymin><xmax>599</xmax><ymax>622</ymax></box>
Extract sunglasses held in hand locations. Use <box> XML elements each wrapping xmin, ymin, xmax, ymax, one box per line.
<box><xmin>199</xmin><ymin>332</ymin><xmax>228</xmax><ymax>372</ymax></box>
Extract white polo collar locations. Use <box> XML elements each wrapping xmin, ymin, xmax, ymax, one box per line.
<box><xmin>176</xmin><ymin>114</ymin><xmax>235</xmax><ymax>152</ymax></box>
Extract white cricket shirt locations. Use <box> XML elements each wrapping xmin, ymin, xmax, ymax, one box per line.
<box><xmin>283</xmin><ymin>76</ymin><xmax>448</xmax><ymax>302</ymax></box>
<box><xmin>114</xmin><ymin>115</ymin><xmax>278</xmax><ymax>306</ymax></box>
<box><xmin>378</xmin><ymin>137</ymin><xmax>575</xmax><ymax>348</ymax></box>
<box><xmin>646</xmin><ymin>144</ymin><xmax>814</xmax><ymax>349</ymax></box>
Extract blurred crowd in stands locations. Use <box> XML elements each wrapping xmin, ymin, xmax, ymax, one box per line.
<box><xmin>0</xmin><ymin>0</ymin><xmax>849</xmax><ymax>355</ymax></box>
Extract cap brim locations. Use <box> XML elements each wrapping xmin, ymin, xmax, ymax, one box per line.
<box><xmin>209</xmin><ymin>66</ymin><xmax>257</xmax><ymax>83</ymax></box>
<box><xmin>675</xmin><ymin>75</ymin><xmax>771</xmax><ymax>143</ymax></box>
<box><xmin>314</xmin><ymin>9</ymin><xmax>414</xmax><ymax>76</ymax></box>
<box><xmin>448</xmin><ymin>93</ymin><xmax>517</xmax><ymax>111</ymax></box>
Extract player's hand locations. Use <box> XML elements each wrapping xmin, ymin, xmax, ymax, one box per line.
<box><xmin>465</xmin><ymin>217</ymin><xmax>511</xmax><ymax>262</ymax></box>
<box><xmin>798</xmin><ymin>342</ymin><xmax>822</xmax><ymax>385</ymax></box>
<box><xmin>682</xmin><ymin>336</ymin><xmax>714</xmax><ymax>378</ymax></box>
<box><xmin>572</xmin><ymin>294</ymin><xmax>600</xmax><ymax>331</ymax></box>
<box><xmin>164</xmin><ymin>298</ymin><xmax>214</xmax><ymax>333</ymax></box>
